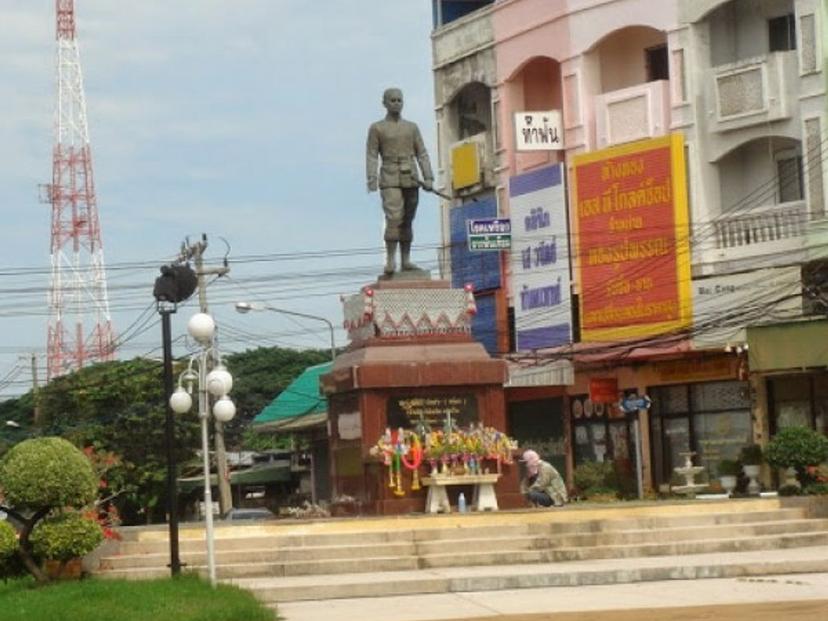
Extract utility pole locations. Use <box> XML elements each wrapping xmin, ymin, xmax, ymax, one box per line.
<box><xmin>30</xmin><ymin>353</ymin><xmax>40</xmax><ymax>424</ymax></box>
<box><xmin>182</xmin><ymin>235</ymin><xmax>232</xmax><ymax>515</ymax></box>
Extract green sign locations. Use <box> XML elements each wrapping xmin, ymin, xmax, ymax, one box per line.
<box><xmin>467</xmin><ymin>218</ymin><xmax>511</xmax><ymax>251</ymax></box>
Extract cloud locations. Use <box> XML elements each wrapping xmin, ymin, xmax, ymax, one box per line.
<box><xmin>0</xmin><ymin>0</ymin><xmax>440</xmax><ymax>372</ymax></box>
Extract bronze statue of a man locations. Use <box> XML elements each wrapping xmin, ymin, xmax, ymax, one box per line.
<box><xmin>366</xmin><ymin>88</ymin><xmax>434</xmax><ymax>275</ymax></box>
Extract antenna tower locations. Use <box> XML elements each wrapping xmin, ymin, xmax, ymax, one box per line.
<box><xmin>45</xmin><ymin>0</ymin><xmax>114</xmax><ymax>379</ymax></box>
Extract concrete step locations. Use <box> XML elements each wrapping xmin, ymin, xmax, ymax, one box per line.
<box><xmin>99</xmin><ymin>529</ymin><xmax>828</xmax><ymax>580</ymax></box>
<box><xmin>93</xmin><ymin>501</ymin><xmax>821</xmax><ymax>581</ymax></box>
<box><xmin>549</xmin><ymin>531</ymin><xmax>828</xmax><ymax>561</ymax></box>
<box><xmin>547</xmin><ymin>518</ymin><xmax>828</xmax><ymax>547</ymax></box>
<box><xmin>230</xmin><ymin>546</ymin><xmax>828</xmax><ymax>603</ymax></box>
<box><xmin>100</xmin><ymin>541</ymin><xmax>419</xmax><ymax>570</ymax></box>
<box><xmin>116</xmin><ymin>528</ymin><xmax>412</xmax><ymax>555</ymax></box>
<box><xmin>113</xmin><ymin>508</ymin><xmax>804</xmax><ymax>557</ymax></box>
<box><xmin>529</xmin><ymin>508</ymin><xmax>808</xmax><ymax>535</ymax></box>
<box><xmin>99</xmin><ymin>555</ymin><xmax>421</xmax><ymax>581</ymax></box>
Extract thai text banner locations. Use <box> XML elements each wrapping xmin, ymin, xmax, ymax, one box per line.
<box><xmin>573</xmin><ymin>134</ymin><xmax>692</xmax><ymax>341</ymax></box>
<box><xmin>509</xmin><ymin>163</ymin><xmax>571</xmax><ymax>351</ymax></box>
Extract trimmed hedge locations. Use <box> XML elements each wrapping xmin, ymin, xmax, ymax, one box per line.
<box><xmin>0</xmin><ymin>438</ymin><xmax>98</xmax><ymax>509</ymax></box>
<box><xmin>0</xmin><ymin>520</ymin><xmax>16</xmax><ymax>560</ymax></box>
<box><xmin>30</xmin><ymin>513</ymin><xmax>103</xmax><ymax>563</ymax></box>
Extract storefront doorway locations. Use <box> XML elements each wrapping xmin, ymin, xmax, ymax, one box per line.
<box><xmin>648</xmin><ymin>380</ymin><xmax>752</xmax><ymax>488</ymax></box>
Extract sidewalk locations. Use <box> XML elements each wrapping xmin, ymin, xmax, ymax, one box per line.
<box><xmin>275</xmin><ymin>573</ymin><xmax>828</xmax><ymax>621</ymax></box>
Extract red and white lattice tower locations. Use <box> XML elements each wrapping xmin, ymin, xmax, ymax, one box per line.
<box><xmin>46</xmin><ymin>0</ymin><xmax>114</xmax><ymax>379</ymax></box>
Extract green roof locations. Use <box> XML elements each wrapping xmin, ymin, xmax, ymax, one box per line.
<box><xmin>178</xmin><ymin>462</ymin><xmax>292</xmax><ymax>493</ymax></box>
<box><xmin>253</xmin><ymin>362</ymin><xmax>331</xmax><ymax>428</ymax></box>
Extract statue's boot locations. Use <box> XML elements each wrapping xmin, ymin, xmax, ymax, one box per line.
<box><xmin>384</xmin><ymin>241</ymin><xmax>398</xmax><ymax>275</ymax></box>
<box><xmin>400</xmin><ymin>241</ymin><xmax>420</xmax><ymax>271</ymax></box>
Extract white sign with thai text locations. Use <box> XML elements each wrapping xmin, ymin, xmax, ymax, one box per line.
<box><xmin>514</xmin><ymin>110</ymin><xmax>564</xmax><ymax>151</ymax></box>
<box><xmin>510</xmin><ymin>163</ymin><xmax>571</xmax><ymax>351</ymax></box>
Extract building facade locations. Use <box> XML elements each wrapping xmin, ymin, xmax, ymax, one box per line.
<box><xmin>430</xmin><ymin>0</ymin><xmax>828</xmax><ymax>491</ymax></box>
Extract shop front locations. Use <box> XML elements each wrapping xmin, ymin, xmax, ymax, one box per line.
<box><xmin>647</xmin><ymin>380</ymin><xmax>752</xmax><ymax>490</ymax></box>
<box><xmin>568</xmin><ymin>354</ymin><xmax>744</xmax><ymax>493</ymax></box>
<box><xmin>748</xmin><ymin>319</ymin><xmax>828</xmax><ymax>441</ymax></box>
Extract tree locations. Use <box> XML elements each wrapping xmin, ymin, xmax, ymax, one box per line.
<box><xmin>765</xmin><ymin>426</ymin><xmax>828</xmax><ymax>486</ymax></box>
<box><xmin>0</xmin><ymin>437</ymin><xmax>102</xmax><ymax>582</ymax></box>
<box><xmin>37</xmin><ymin>359</ymin><xmax>200</xmax><ymax>524</ymax></box>
<box><xmin>0</xmin><ymin>348</ymin><xmax>328</xmax><ymax>526</ymax></box>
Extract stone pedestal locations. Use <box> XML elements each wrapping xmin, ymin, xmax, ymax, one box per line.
<box><xmin>321</xmin><ymin>278</ymin><xmax>522</xmax><ymax>515</ymax></box>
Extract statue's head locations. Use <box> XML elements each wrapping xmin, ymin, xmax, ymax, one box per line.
<box><xmin>382</xmin><ymin>88</ymin><xmax>404</xmax><ymax>115</ymax></box>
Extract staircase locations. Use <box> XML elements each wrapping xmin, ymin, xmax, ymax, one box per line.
<box><xmin>91</xmin><ymin>498</ymin><xmax>828</xmax><ymax>604</ymax></box>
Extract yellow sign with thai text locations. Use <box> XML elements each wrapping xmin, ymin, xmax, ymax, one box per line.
<box><xmin>572</xmin><ymin>134</ymin><xmax>692</xmax><ymax>341</ymax></box>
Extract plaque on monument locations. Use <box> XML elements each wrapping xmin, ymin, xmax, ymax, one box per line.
<box><xmin>386</xmin><ymin>394</ymin><xmax>478</xmax><ymax>430</ymax></box>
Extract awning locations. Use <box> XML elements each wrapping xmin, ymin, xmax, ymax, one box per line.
<box><xmin>252</xmin><ymin>362</ymin><xmax>331</xmax><ymax>432</ymax></box>
<box><xmin>506</xmin><ymin>360</ymin><xmax>573</xmax><ymax>386</ymax></box>
<box><xmin>747</xmin><ymin>319</ymin><xmax>828</xmax><ymax>372</ymax></box>
<box><xmin>178</xmin><ymin>461</ymin><xmax>292</xmax><ymax>493</ymax></box>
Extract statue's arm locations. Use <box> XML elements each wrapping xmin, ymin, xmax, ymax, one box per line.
<box><xmin>366</xmin><ymin>124</ymin><xmax>379</xmax><ymax>192</ymax></box>
<box><xmin>413</xmin><ymin>125</ymin><xmax>434</xmax><ymax>189</ymax></box>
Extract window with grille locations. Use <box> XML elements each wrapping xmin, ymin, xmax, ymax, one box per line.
<box><xmin>777</xmin><ymin>155</ymin><xmax>804</xmax><ymax>203</ymax></box>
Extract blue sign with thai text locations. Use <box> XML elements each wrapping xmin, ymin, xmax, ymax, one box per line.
<box><xmin>509</xmin><ymin>163</ymin><xmax>571</xmax><ymax>351</ymax></box>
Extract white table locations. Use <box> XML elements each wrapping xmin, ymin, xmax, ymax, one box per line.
<box><xmin>421</xmin><ymin>473</ymin><xmax>501</xmax><ymax>513</ymax></box>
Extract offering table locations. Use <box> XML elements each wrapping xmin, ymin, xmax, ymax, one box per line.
<box><xmin>421</xmin><ymin>473</ymin><xmax>501</xmax><ymax>513</ymax></box>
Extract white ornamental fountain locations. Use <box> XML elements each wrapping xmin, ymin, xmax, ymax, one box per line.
<box><xmin>672</xmin><ymin>452</ymin><xmax>707</xmax><ymax>498</ymax></box>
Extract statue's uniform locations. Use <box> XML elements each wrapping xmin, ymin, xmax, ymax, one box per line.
<box><xmin>366</xmin><ymin>118</ymin><xmax>434</xmax><ymax>242</ymax></box>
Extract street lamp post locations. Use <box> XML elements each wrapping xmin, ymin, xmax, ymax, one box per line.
<box><xmin>234</xmin><ymin>301</ymin><xmax>335</xmax><ymax>507</ymax></box>
<box><xmin>169</xmin><ymin>312</ymin><xmax>236</xmax><ymax>588</ymax></box>
<box><xmin>234</xmin><ymin>301</ymin><xmax>336</xmax><ymax>363</ymax></box>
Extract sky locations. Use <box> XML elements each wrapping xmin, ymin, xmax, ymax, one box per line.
<box><xmin>0</xmin><ymin>1</ymin><xmax>441</xmax><ymax>399</ymax></box>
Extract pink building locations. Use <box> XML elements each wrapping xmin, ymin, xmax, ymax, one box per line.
<box><xmin>431</xmin><ymin>0</ymin><xmax>827</xmax><ymax>493</ymax></box>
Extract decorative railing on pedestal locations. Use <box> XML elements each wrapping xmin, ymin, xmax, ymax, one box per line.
<box><xmin>710</xmin><ymin>200</ymin><xmax>807</xmax><ymax>250</ymax></box>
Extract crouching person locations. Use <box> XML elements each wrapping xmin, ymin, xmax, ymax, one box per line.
<box><xmin>520</xmin><ymin>449</ymin><xmax>568</xmax><ymax>508</ymax></box>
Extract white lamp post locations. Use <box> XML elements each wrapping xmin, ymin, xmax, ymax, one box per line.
<box><xmin>169</xmin><ymin>312</ymin><xmax>236</xmax><ymax>587</ymax></box>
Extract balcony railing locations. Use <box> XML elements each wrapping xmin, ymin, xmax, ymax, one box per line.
<box><xmin>711</xmin><ymin>201</ymin><xmax>807</xmax><ymax>250</ymax></box>
<box><xmin>594</xmin><ymin>80</ymin><xmax>670</xmax><ymax>148</ymax></box>
<box><xmin>707</xmin><ymin>51</ymin><xmax>796</xmax><ymax>133</ymax></box>
<box><xmin>432</xmin><ymin>6</ymin><xmax>494</xmax><ymax>69</ymax></box>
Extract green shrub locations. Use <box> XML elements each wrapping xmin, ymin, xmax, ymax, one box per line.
<box><xmin>765</xmin><ymin>427</ymin><xmax>828</xmax><ymax>486</ymax></box>
<box><xmin>0</xmin><ymin>521</ymin><xmax>16</xmax><ymax>560</ymax></box>
<box><xmin>777</xmin><ymin>484</ymin><xmax>801</xmax><ymax>496</ymax></box>
<box><xmin>0</xmin><ymin>438</ymin><xmax>97</xmax><ymax>509</ymax></box>
<box><xmin>717</xmin><ymin>459</ymin><xmax>741</xmax><ymax>477</ymax></box>
<box><xmin>30</xmin><ymin>513</ymin><xmax>102</xmax><ymax>563</ymax></box>
<box><xmin>574</xmin><ymin>461</ymin><xmax>620</xmax><ymax>499</ymax></box>
<box><xmin>739</xmin><ymin>444</ymin><xmax>763</xmax><ymax>466</ymax></box>
<box><xmin>804</xmin><ymin>482</ymin><xmax>828</xmax><ymax>496</ymax></box>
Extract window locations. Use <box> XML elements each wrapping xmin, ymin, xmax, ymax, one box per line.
<box><xmin>768</xmin><ymin>14</ymin><xmax>797</xmax><ymax>52</ymax></box>
<box><xmin>777</xmin><ymin>155</ymin><xmax>804</xmax><ymax>203</ymax></box>
<box><xmin>769</xmin><ymin>374</ymin><xmax>828</xmax><ymax>435</ymax></box>
<box><xmin>649</xmin><ymin>381</ymin><xmax>751</xmax><ymax>487</ymax></box>
<box><xmin>645</xmin><ymin>45</ymin><xmax>669</xmax><ymax>82</ymax></box>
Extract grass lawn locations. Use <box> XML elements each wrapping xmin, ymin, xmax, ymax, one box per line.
<box><xmin>0</xmin><ymin>574</ymin><xmax>279</xmax><ymax>621</ymax></box>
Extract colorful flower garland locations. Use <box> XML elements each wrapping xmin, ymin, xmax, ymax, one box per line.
<box><xmin>370</xmin><ymin>423</ymin><xmax>518</xmax><ymax>497</ymax></box>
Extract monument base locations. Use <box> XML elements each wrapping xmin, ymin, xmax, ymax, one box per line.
<box><xmin>323</xmin><ymin>278</ymin><xmax>521</xmax><ymax>515</ymax></box>
<box><xmin>377</xmin><ymin>267</ymin><xmax>431</xmax><ymax>282</ymax></box>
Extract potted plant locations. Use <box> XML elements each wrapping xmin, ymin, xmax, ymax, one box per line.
<box><xmin>717</xmin><ymin>459</ymin><xmax>740</xmax><ymax>496</ymax></box>
<box><xmin>739</xmin><ymin>444</ymin><xmax>764</xmax><ymax>494</ymax></box>
<box><xmin>766</xmin><ymin>426</ymin><xmax>828</xmax><ymax>489</ymax></box>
